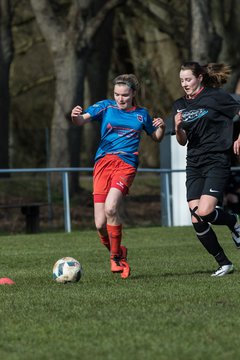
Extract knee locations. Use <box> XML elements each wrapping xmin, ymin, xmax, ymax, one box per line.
<box><xmin>105</xmin><ymin>203</ymin><xmax>117</xmax><ymax>219</ymax></box>
<box><xmin>189</xmin><ymin>205</ymin><xmax>216</xmax><ymax>224</ymax></box>
<box><xmin>197</xmin><ymin>202</ymin><xmax>216</xmax><ymax>219</ymax></box>
<box><xmin>94</xmin><ymin>214</ymin><xmax>107</xmax><ymax>231</ymax></box>
<box><xmin>198</xmin><ymin>208</ymin><xmax>213</xmax><ymax>218</ymax></box>
<box><xmin>95</xmin><ymin>221</ymin><xmax>105</xmax><ymax>232</ymax></box>
<box><xmin>198</xmin><ymin>209</ymin><xmax>217</xmax><ymax>223</ymax></box>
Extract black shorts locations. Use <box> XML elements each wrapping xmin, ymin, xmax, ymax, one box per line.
<box><xmin>186</xmin><ymin>162</ymin><xmax>230</xmax><ymax>202</ymax></box>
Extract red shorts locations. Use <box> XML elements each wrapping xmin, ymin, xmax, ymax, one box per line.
<box><xmin>93</xmin><ymin>155</ymin><xmax>137</xmax><ymax>203</ymax></box>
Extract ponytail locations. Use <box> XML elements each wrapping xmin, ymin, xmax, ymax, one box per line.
<box><xmin>181</xmin><ymin>61</ymin><xmax>231</xmax><ymax>88</ymax></box>
<box><xmin>202</xmin><ymin>63</ymin><xmax>231</xmax><ymax>88</ymax></box>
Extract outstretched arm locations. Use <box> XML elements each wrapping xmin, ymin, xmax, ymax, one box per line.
<box><xmin>151</xmin><ymin>117</ymin><xmax>166</xmax><ymax>142</ymax></box>
<box><xmin>71</xmin><ymin>105</ymin><xmax>92</xmax><ymax>126</ymax></box>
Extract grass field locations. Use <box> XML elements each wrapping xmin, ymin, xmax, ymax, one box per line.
<box><xmin>1</xmin><ymin>226</ymin><xmax>240</xmax><ymax>360</ymax></box>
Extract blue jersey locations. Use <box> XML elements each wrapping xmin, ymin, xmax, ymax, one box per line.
<box><xmin>85</xmin><ymin>99</ymin><xmax>156</xmax><ymax>168</ymax></box>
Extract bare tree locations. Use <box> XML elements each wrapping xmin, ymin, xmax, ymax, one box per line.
<box><xmin>190</xmin><ymin>0</ymin><xmax>222</xmax><ymax>63</ymax></box>
<box><xmin>0</xmin><ymin>0</ymin><xmax>13</xmax><ymax>173</ymax></box>
<box><xmin>111</xmin><ymin>0</ymin><xmax>189</xmax><ymax>166</ymax></box>
<box><xmin>9</xmin><ymin>0</ymin><xmax>240</xmax><ymax>173</ymax></box>
<box><xmin>30</xmin><ymin>0</ymin><xmax>126</xmax><ymax>192</ymax></box>
<box><xmin>86</xmin><ymin>0</ymin><xmax>115</xmax><ymax>166</ymax></box>
<box><xmin>212</xmin><ymin>0</ymin><xmax>240</xmax><ymax>92</ymax></box>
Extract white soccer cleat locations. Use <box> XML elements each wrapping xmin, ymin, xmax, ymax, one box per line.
<box><xmin>211</xmin><ymin>264</ymin><xmax>234</xmax><ymax>277</ymax></box>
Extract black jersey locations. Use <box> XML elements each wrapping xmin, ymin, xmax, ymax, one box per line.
<box><xmin>172</xmin><ymin>87</ymin><xmax>240</xmax><ymax>164</ymax></box>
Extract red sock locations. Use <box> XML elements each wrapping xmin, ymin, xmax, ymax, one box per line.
<box><xmin>107</xmin><ymin>224</ymin><xmax>122</xmax><ymax>258</ymax></box>
<box><xmin>97</xmin><ymin>231</ymin><xmax>110</xmax><ymax>251</ymax></box>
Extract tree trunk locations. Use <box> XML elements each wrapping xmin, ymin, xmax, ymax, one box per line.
<box><xmin>30</xmin><ymin>0</ymin><xmax>126</xmax><ymax>192</ymax></box>
<box><xmin>49</xmin><ymin>50</ymin><xmax>87</xmax><ymax>192</ymax></box>
<box><xmin>212</xmin><ymin>0</ymin><xmax>240</xmax><ymax>92</ymax></box>
<box><xmin>50</xmin><ymin>51</ymin><xmax>85</xmax><ymax>166</ymax></box>
<box><xmin>190</xmin><ymin>0</ymin><xmax>222</xmax><ymax>63</ymax></box>
<box><xmin>86</xmin><ymin>0</ymin><xmax>115</xmax><ymax>166</ymax></box>
<box><xmin>0</xmin><ymin>0</ymin><xmax>13</xmax><ymax>173</ymax></box>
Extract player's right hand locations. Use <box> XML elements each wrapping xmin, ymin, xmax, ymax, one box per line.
<box><xmin>71</xmin><ymin>105</ymin><xmax>83</xmax><ymax>118</ymax></box>
<box><xmin>174</xmin><ymin>112</ymin><xmax>183</xmax><ymax>132</ymax></box>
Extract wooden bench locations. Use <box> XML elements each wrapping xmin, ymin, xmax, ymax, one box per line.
<box><xmin>0</xmin><ymin>203</ymin><xmax>48</xmax><ymax>233</ymax></box>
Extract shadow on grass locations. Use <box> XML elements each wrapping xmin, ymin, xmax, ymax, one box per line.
<box><xmin>128</xmin><ymin>269</ymin><xmax>216</xmax><ymax>280</ymax></box>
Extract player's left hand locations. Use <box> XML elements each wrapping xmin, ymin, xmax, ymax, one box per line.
<box><xmin>153</xmin><ymin>117</ymin><xmax>166</xmax><ymax>129</ymax></box>
<box><xmin>233</xmin><ymin>136</ymin><xmax>240</xmax><ymax>155</ymax></box>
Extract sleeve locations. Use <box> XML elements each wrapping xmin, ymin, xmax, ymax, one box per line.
<box><xmin>172</xmin><ymin>98</ymin><xmax>183</xmax><ymax>116</ymax></box>
<box><xmin>215</xmin><ymin>90</ymin><xmax>240</xmax><ymax>119</ymax></box>
<box><xmin>84</xmin><ymin>100</ymin><xmax>109</xmax><ymax>121</ymax></box>
<box><xmin>143</xmin><ymin>112</ymin><xmax>156</xmax><ymax>135</ymax></box>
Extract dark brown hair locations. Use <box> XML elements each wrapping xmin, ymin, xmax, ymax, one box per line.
<box><xmin>181</xmin><ymin>61</ymin><xmax>231</xmax><ymax>88</ymax></box>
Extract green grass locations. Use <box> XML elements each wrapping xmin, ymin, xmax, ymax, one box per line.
<box><xmin>0</xmin><ymin>226</ymin><xmax>240</xmax><ymax>360</ymax></box>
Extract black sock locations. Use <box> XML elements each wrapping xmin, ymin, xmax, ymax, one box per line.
<box><xmin>193</xmin><ymin>222</ymin><xmax>231</xmax><ymax>265</ymax></box>
<box><xmin>201</xmin><ymin>208</ymin><xmax>236</xmax><ymax>231</ymax></box>
<box><xmin>214</xmin><ymin>251</ymin><xmax>232</xmax><ymax>266</ymax></box>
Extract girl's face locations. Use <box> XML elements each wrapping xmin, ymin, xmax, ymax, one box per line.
<box><xmin>179</xmin><ymin>69</ymin><xmax>203</xmax><ymax>97</ymax></box>
<box><xmin>114</xmin><ymin>84</ymin><xmax>135</xmax><ymax>110</ymax></box>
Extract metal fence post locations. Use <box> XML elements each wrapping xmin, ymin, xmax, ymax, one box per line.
<box><xmin>160</xmin><ymin>171</ymin><xmax>172</xmax><ymax>227</ymax></box>
<box><xmin>62</xmin><ymin>171</ymin><xmax>71</xmax><ymax>233</ymax></box>
<box><xmin>165</xmin><ymin>172</ymin><xmax>172</xmax><ymax>227</ymax></box>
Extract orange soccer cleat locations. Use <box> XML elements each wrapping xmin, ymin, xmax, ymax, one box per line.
<box><xmin>110</xmin><ymin>246</ymin><xmax>131</xmax><ymax>278</ymax></box>
<box><xmin>110</xmin><ymin>256</ymin><xmax>124</xmax><ymax>273</ymax></box>
<box><xmin>120</xmin><ymin>245</ymin><xmax>130</xmax><ymax>278</ymax></box>
<box><xmin>120</xmin><ymin>259</ymin><xmax>131</xmax><ymax>279</ymax></box>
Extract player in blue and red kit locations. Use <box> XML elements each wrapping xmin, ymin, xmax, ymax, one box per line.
<box><xmin>71</xmin><ymin>74</ymin><xmax>165</xmax><ymax>278</ymax></box>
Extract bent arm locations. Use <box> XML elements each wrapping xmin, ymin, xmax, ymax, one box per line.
<box><xmin>175</xmin><ymin>112</ymin><xmax>187</xmax><ymax>146</ymax></box>
<box><xmin>175</xmin><ymin>128</ymin><xmax>187</xmax><ymax>145</ymax></box>
<box><xmin>233</xmin><ymin>111</ymin><xmax>240</xmax><ymax>154</ymax></box>
<box><xmin>71</xmin><ymin>105</ymin><xmax>92</xmax><ymax>126</ymax></box>
<box><xmin>151</xmin><ymin>117</ymin><xmax>166</xmax><ymax>142</ymax></box>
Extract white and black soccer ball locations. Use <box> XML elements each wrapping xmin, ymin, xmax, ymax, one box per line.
<box><xmin>53</xmin><ymin>257</ymin><xmax>83</xmax><ymax>283</ymax></box>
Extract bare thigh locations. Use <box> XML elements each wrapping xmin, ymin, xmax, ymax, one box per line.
<box><xmin>94</xmin><ymin>202</ymin><xmax>106</xmax><ymax>229</ymax></box>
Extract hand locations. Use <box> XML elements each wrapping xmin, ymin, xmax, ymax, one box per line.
<box><xmin>233</xmin><ymin>136</ymin><xmax>240</xmax><ymax>155</ymax></box>
<box><xmin>71</xmin><ymin>105</ymin><xmax>83</xmax><ymax>118</ymax></box>
<box><xmin>175</xmin><ymin>112</ymin><xmax>183</xmax><ymax>131</ymax></box>
<box><xmin>152</xmin><ymin>117</ymin><xmax>166</xmax><ymax>129</ymax></box>
<box><xmin>151</xmin><ymin>117</ymin><xmax>166</xmax><ymax>142</ymax></box>
<box><xmin>71</xmin><ymin>106</ymin><xmax>91</xmax><ymax>126</ymax></box>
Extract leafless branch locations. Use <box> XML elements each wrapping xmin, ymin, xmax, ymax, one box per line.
<box><xmin>78</xmin><ymin>0</ymin><xmax>127</xmax><ymax>51</ymax></box>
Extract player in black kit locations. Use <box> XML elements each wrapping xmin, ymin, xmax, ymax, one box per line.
<box><xmin>173</xmin><ymin>62</ymin><xmax>240</xmax><ymax>277</ymax></box>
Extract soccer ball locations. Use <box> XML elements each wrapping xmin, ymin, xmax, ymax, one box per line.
<box><xmin>53</xmin><ymin>257</ymin><xmax>83</xmax><ymax>283</ymax></box>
